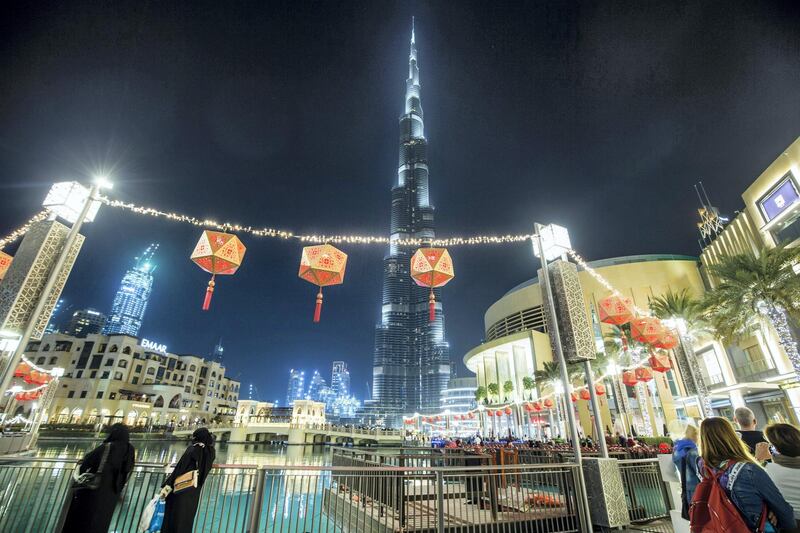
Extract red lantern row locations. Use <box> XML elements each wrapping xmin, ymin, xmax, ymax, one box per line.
<box><xmin>24</xmin><ymin>371</ymin><xmax>51</xmax><ymax>386</ymax></box>
<box><xmin>14</xmin><ymin>389</ymin><xmax>42</xmax><ymax>402</ymax></box>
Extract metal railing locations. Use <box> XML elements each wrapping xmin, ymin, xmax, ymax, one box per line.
<box><xmin>618</xmin><ymin>459</ymin><xmax>671</xmax><ymax>524</ymax></box>
<box><xmin>0</xmin><ymin>455</ymin><xmax>588</xmax><ymax>532</ymax></box>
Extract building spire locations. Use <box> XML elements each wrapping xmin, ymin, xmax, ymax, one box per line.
<box><xmin>411</xmin><ymin>16</ymin><xmax>415</xmax><ymax>45</ymax></box>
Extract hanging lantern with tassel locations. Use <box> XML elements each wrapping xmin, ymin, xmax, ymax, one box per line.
<box><xmin>595</xmin><ymin>383</ymin><xmax>606</xmax><ymax>396</ymax></box>
<box><xmin>298</xmin><ymin>244</ymin><xmax>348</xmax><ymax>323</ymax></box>
<box><xmin>622</xmin><ymin>370</ymin><xmax>638</xmax><ymax>387</ymax></box>
<box><xmin>635</xmin><ymin>367</ymin><xmax>654</xmax><ymax>382</ymax></box>
<box><xmin>190</xmin><ymin>230</ymin><xmax>246</xmax><ymax>311</ymax></box>
<box><xmin>648</xmin><ymin>353</ymin><xmax>672</xmax><ymax>373</ymax></box>
<box><xmin>652</xmin><ymin>330</ymin><xmax>679</xmax><ymax>350</ymax></box>
<box><xmin>579</xmin><ymin>389</ymin><xmax>591</xmax><ymax>401</ymax></box>
<box><xmin>410</xmin><ymin>248</ymin><xmax>454</xmax><ymax>322</ymax></box>
<box><xmin>597</xmin><ymin>294</ymin><xmax>635</xmax><ymax>326</ymax></box>
<box><xmin>0</xmin><ymin>251</ymin><xmax>12</xmax><ymax>281</ymax></box>
<box><xmin>630</xmin><ymin>317</ymin><xmax>665</xmax><ymax>345</ymax></box>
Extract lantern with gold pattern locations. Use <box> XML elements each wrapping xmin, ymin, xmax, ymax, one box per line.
<box><xmin>191</xmin><ymin>230</ymin><xmax>247</xmax><ymax>310</ymax></box>
<box><xmin>410</xmin><ymin>248</ymin><xmax>454</xmax><ymax>322</ymax></box>
<box><xmin>298</xmin><ymin>244</ymin><xmax>348</xmax><ymax>322</ymax></box>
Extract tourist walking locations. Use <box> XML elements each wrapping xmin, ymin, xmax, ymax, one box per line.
<box><xmin>691</xmin><ymin>417</ymin><xmax>793</xmax><ymax>532</ymax></box>
<box><xmin>672</xmin><ymin>423</ymin><xmax>700</xmax><ymax>519</ymax></box>
<box><xmin>60</xmin><ymin>423</ymin><xmax>136</xmax><ymax>533</ymax></box>
<box><xmin>159</xmin><ymin>427</ymin><xmax>216</xmax><ymax>533</ymax></box>
<box><xmin>734</xmin><ymin>406</ymin><xmax>767</xmax><ymax>454</ymax></box>
<box><xmin>763</xmin><ymin>423</ymin><xmax>800</xmax><ymax>531</ymax></box>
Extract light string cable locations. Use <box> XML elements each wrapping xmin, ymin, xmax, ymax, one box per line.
<box><xmin>0</xmin><ymin>210</ymin><xmax>50</xmax><ymax>252</ymax></box>
<box><xmin>566</xmin><ymin>248</ymin><xmax>649</xmax><ymax>316</ymax></box>
<box><xmin>101</xmin><ymin>198</ymin><xmax>535</xmax><ymax>247</ymax></box>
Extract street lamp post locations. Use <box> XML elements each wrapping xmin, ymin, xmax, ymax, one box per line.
<box><xmin>533</xmin><ymin>222</ymin><xmax>591</xmax><ymax>526</ymax></box>
<box><xmin>0</xmin><ymin>181</ymin><xmax>106</xmax><ymax>410</ymax></box>
<box><xmin>584</xmin><ymin>360</ymin><xmax>609</xmax><ymax>457</ymax></box>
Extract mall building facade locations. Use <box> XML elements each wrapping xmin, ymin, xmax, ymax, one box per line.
<box><xmin>20</xmin><ymin>333</ymin><xmax>240</xmax><ymax>427</ymax></box>
<box><xmin>464</xmin><ymin>255</ymin><xmax>714</xmax><ymax>438</ymax></box>
<box><xmin>695</xmin><ymin>136</ymin><xmax>800</xmax><ymax>423</ymax></box>
<box><xmin>463</xmin><ymin>137</ymin><xmax>800</xmax><ymax>437</ymax></box>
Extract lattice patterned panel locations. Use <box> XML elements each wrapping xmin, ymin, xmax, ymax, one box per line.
<box><xmin>540</xmin><ymin>260</ymin><xmax>596</xmax><ymax>363</ymax></box>
<box><xmin>583</xmin><ymin>458</ymin><xmax>631</xmax><ymax>528</ymax></box>
<box><xmin>0</xmin><ymin>220</ymin><xmax>84</xmax><ymax>340</ymax></box>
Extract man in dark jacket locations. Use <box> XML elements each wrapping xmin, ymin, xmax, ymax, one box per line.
<box><xmin>734</xmin><ymin>406</ymin><xmax>767</xmax><ymax>454</ymax></box>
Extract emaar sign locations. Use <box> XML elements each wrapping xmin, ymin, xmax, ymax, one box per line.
<box><xmin>141</xmin><ymin>339</ymin><xmax>167</xmax><ymax>354</ymax></box>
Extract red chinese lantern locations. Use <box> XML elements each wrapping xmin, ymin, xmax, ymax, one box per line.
<box><xmin>523</xmin><ymin>403</ymin><xmax>532</xmax><ymax>412</ymax></box>
<box><xmin>298</xmin><ymin>244</ymin><xmax>348</xmax><ymax>322</ymax></box>
<box><xmin>630</xmin><ymin>317</ymin><xmax>664</xmax><ymax>345</ymax></box>
<box><xmin>191</xmin><ymin>230</ymin><xmax>247</xmax><ymax>310</ymax></box>
<box><xmin>532</xmin><ymin>401</ymin><xmax>543</xmax><ymax>412</ymax></box>
<box><xmin>653</xmin><ymin>330</ymin><xmax>678</xmax><ymax>350</ymax></box>
<box><xmin>0</xmin><ymin>251</ymin><xmax>12</xmax><ymax>281</ymax></box>
<box><xmin>635</xmin><ymin>367</ymin><xmax>653</xmax><ymax>382</ymax></box>
<box><xmin>648</xmin><ymin>353</ymin><xmax>672</xmax><ymax>373</ymax></box>
<box><xmin>495</xmin><ymin>410</ymin><xmax>504</xmax><ymax>417</ymax></box>
<box><xmin>622</xmin><ymin>370</ymin><xmax>638</xmax><ymax>387</ymax></box>
<box><xmin>579</xmin><ymin>389</ymin><xmax>591</xmax><ymax>401</ymax></box>
<box><xmin>410</xmin><ymin>248</ymin><xmax>455</xmax><ymax>322</ymax></box>
<box><xmin>468</xmin><ymin>412</ymin><xmax>475</xmax><ymax>419</ymax></box>
<box><xmin>598</xmin><ymin>294</ymin><xmax>635</xmax><ymax>326</ymax></box>
<box><xmin>13</xmin><ymin>363</ymin><xmax>31</xmax><ymax>378</ymax></box>
<box><xmin>595</xmin><ymin>383</ymin><xmax>606</xmax><ymax>396</ymax></box>
<box><xmin>487</xmin><ymin>410</ymin><xmax>494</xmax><ymax>417</ymax></box>
<box><xmin>543</xmin><ymin>398</ymin><xmax>554</xmax><ymax>409</ymax></box>
<box><xmin>570</xmin><ymin>392</ymin><xmax>578</xmax><ymax>403</ymax></box>
<box><xmin>504</xmin><ymin>407</ymin><xmax>512</xmax><ymax>416</ymax></box>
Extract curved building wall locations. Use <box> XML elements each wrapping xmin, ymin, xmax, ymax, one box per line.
<box><xmin>483</xmin><ymin>255</ymin><xmax>703</xmax><ymax>341</ymax></box>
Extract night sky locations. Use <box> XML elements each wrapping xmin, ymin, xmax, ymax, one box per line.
<box><xmin>1</xmin><ymin>1</ymin><xmax>799</xmax><ymax>402</ymax></box>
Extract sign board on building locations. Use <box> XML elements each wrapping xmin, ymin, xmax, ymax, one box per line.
<box><xmin>141</xmin><ymin>338</ymin><xmax>167</xmax><ymax>354</ymax></box>
<box><xmin>759</xmin><ymin>174</ymin><xmax>800</xmax><ymax>222</ymax></box>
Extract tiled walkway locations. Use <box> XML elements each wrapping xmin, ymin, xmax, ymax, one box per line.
<box><xmin>623</xmin><ymin>520</ymin><xmax>674</xmax><ymax>532</ymax></box>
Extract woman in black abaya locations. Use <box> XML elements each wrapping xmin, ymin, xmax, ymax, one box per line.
<box><xmin>61</xmin><ymin>423</ymin><xmax>136</xmax><ymax>533</ymax></box>
<box><xmin>160</xmin><ymin>427</ymin><xmax>216</xmax><ymax>533</ymax></box>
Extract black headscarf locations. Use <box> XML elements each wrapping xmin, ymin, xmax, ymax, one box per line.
<box><xmin>80</xmin><ymin>422</ymin><xmax>135</xmax><ymax>494</ymax></box>
<box><xmin>191</xmin><ymin>427</ymin><xmax>214</xmax><ymax>447</ymax></box>
<box><xmin>104</xmin><ymin>423</ymin><xmax>130</xmax><ymax>444</ymax></box>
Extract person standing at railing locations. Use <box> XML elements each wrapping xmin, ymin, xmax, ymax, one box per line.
<box><xmin>158</xmin><ymin>428</ymin><xmax>216</xmax><ymax>533</ymax></box>
<box><xmin>672</xmin><ymin>423</ymin><xmax>700</xmax><ymax>521</ymax></box>
<box><xmin>60</xmin><ymin>423</ymin><xmax>136</xmax><ymax>533</ymax></box>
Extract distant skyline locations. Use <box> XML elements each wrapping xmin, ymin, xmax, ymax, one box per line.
<box><xmin>1</xmin><ymin>1</ymin><xmax>799</xmax><ymax>399</ymax></box>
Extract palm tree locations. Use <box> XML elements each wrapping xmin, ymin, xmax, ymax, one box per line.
<box><xmin>703</xmin><ymin>246</ymin><xmax>800</xmax><ymax>382</ymax></box>
<box><xmin>487</xmin><ymin>382</ymin><xmax>499</xmax><ymax>403</ymax></box>
<box><xmin>649</xmin><ymin>288</ymin><xmax>713</xmax><ymax>418</ymax></box>
<box><xmin>522</xmin><ymin>376</ymin><xmax>535</xmax><ymax>400</ymax></box>
<box><xmin>502</xmin><ymin>380</ymin><xmax>514</xmax><ymax>401</ymax></box>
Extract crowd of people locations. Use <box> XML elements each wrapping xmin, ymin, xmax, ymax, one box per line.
<box><xmin>58</xmin><ymin>424</ymin><xmax>216</xmax><ymax>533</ymax></box>
<box><xmin>673</xmin><ymin>407</ymin><xmax>800</xmax><ymax>532</ymax></box>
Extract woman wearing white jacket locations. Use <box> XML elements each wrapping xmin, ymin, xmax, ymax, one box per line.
<box><xmin>763</xmin><ymin>423</ymin><xmax>800</xmax><ymax>532</ymax></box>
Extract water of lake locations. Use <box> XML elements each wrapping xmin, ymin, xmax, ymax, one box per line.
<box><xmin>34</xmin><ymin>438</ymin><xmax>332</xmax><ymax>465</ymax></box>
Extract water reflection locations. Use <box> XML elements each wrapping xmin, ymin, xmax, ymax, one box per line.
<box><xmin>34</xmin><ymin>439</ymin><xmax>331</xmax><ymax>465</ymax></box>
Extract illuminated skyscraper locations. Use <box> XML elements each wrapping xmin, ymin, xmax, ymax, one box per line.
<box><xmin>372</xmin><ymin>20</ymin><xmax>450</xmax><ymax>421</ymax></box>
<box><xmin>286</xmin><ymin>369</ymin><xmax>304</xmax><ymax>406</ymax></box>
<box><xmin>307</xmin><ymin>370</ymin><xmax>326</xmax><ymax>402</ymax></box>
<box><xmin>103</xmin><ymin>244</ymin><xmax>158</xmax><ymax>337</ymax></box>
<box><xmin>331</xmin><ymin>361</ymin><xmax>350</xmax><ymax>399</ymax></box>
<box><xmin>65</xmin><ymin>308</ymin><xmax>107</xmax><ymax>337</ymax></box>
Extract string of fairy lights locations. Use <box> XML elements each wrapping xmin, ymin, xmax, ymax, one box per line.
<box><xmin>100</xmin><ymin>198</ymin><xmax>536</xmax><ymax>247</ymax></box>
<box><xmin>0</xmin><ymin>210</ymin><xmax>50</xmax><ymax>252</ymax></box>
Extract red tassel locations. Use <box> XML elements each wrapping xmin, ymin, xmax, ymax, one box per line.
<box><xmin>313</xmin><ymin>288</ymin><xmax>323</xmax><ymax>323</ymax></box>
<box><xmin>202</xmin><ymin>277</ymin><xmax>215</xmax><ymax>311</ymax></box>
<box><xmin>428</xmin><ymin>290</ymin><xmax>436</xmax><ymax>322</ymax></box>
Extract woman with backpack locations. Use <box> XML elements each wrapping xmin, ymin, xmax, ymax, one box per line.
<box><xmin>690</xmin><ymin>417</ymin><xmax>794</xmax><ymax>532</ymax></box>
